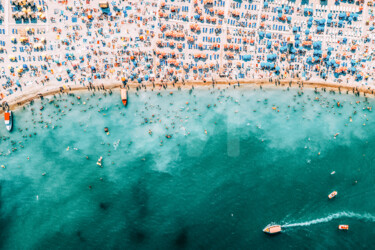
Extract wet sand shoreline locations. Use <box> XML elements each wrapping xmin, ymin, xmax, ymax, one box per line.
<box><xmin>1</xmin><ymin>79</ymin><xmax>374</xmax><ymax>115</ymax></box>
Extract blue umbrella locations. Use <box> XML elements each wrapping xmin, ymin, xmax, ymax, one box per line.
<box><xmin>144</xmin><ymin>75</ymin><xmax>149</xmax><ymax>81</ymax></box>
<box><xmin>137</xmin><ymin>77</ymin><xmax>142</xmax><ymax>83</ymax></box>
<box><xmin>305</xmin><ymin>29</ymin><xmax>310</xmax><ymax>35</ymax></box>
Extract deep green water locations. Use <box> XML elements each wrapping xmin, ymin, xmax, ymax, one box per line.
<box><xmin>1</xmin><ymin>87</ymin><xmax>375</xmax><ymax>249</ymax></box>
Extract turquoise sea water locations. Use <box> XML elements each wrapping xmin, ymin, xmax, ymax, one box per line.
<box><xmin>1</xmin><ymin>86</ymin><xmax>375</xmax><ymax>249</ymax></box>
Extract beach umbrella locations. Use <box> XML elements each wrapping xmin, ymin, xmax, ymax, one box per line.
<box><xmin>292</xmin><ymin>27</ymin><xmax>298</xmax><ymax>33</ymax></box>
<box><xmin>328</xmin><ymin>13</ymin><xmax>333</xmax><ymax>19</ymax></box>
<box><xmin>264</xmin><ymin>1</ymin><xmax>268</xmax><ymax>7</ymax></box>
<box><xmin>305</xmin><ymin>29</ymin><xmax>310</xmax><ymax>35</ymax></box>
<box><xmin>287</xmin><ymin>16</ymin><xmax>291</xmax><ymax>22</ymax></box>
<box><xmin>266</xmin><ymin>33</ymin><xmax>272</xmax><ymax>39</ymax></box>
<box><xmin>137</xmin><ymin>77</ymin><xmax>142</xmax><ymax>83</ymax></box>
<box><xmin>144</xmin><ymin>75</ymin><xmax>149</xmax><ymax>81</ymax></box>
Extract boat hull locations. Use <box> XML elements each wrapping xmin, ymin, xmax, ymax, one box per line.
<box><xmin>4</xmin><ymin>111</ymin><xmax>12</xmax><ymax>132</ymax></box>
<box><xmin>121</xmin><ymin>89</ymin><xmax>128</xmax><ymax>106</ymax></box>
<box><xmin>263</xmin><ymin>225</ymin><xmax>282</xmax><ymax>234</ymax></box>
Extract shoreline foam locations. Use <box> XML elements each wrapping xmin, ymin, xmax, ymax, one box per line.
<box><xmin>1</xmin><ymin>79</ymin><xmax>373</xmax><ymax>115</ymax></box>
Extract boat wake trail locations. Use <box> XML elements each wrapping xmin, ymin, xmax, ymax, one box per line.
<box><xmin>282</xmin><ymin>212</ymin><xmax>375</xmax><ymax>228</ymax></box>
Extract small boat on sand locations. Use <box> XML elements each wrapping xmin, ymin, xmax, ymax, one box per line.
<box><xmin>97</xmin><ymin>156</ymin><xmax>103</xmax><ymax>167</ymax></box>
<box><xmin>4</xmin><ymin>111</ymin><xmax>13</xmax><ymax>131</ymax></box>
<box><xmin>121</xmin><ymin>88</ymin><xmax>128</xmax><ymax>106</ymax></box>
<box><xmin>328</xmin><ymin>191</ymin><xmax>337</xmax><ymax>199</ymax></box>
<box><xmin>263</xmin><ymin>225</ymin><xmax>282</xmax><ymax>234</ymax></box>
<box><xmin>338</xmin><ymin>225</ymin><xmax>349</xmax><ymax>230</ymax></box>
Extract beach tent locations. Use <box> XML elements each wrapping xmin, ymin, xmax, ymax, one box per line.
<box><xmin>243</xmin><ymin>55</ymin><xmax>251</xmax><ymax>61</ymax></box>
<box><xmin>313</xmin><ymin>41</ymin><xmax>322</xmax><ymax>49</ymax></box>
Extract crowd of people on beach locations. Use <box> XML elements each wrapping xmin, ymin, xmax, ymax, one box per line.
<box><xmin>0</xmin><ymin>0</ymin><xmax>375</xmax><ymax>101</ymax></box>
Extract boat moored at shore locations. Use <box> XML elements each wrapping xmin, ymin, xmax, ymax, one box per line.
<box><xmin>121</xmin><ymin>88</ymin><xmax>128</xmax><ymax>106</ymax></box>
<box><xmin>4</xmin><ymin>111</ymin><xmax>13</xmax><ymax>131</ymax></box>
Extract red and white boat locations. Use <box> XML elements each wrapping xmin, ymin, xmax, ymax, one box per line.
<box><xmin>121</xmin><ymin>88</ymin><xmax>127</xmax><ymax>106</ymax></box>
<box><xmin>263</xmin><ymin>225</ymin><xmax>282</xmax><ymax>234</ymax></box>
<box><xmin>328</xmin><ymin>191</ymin><xmax>337</xmax><ymax>199</ymax></box>
<box><xmin>338</xmin><ymin>225</ymin><xmax>349</xmax><ymax>230</ymax></box>
<box><xmin>4</xmin><ymin>111</ymin><xmax>12</xmax><ymax>131</ymax></box>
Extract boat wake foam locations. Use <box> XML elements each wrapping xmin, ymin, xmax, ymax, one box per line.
<box><xmin>282</xmin><ymin>211</ymin><xmax>375</xmax><ymax>228</ymax></box>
